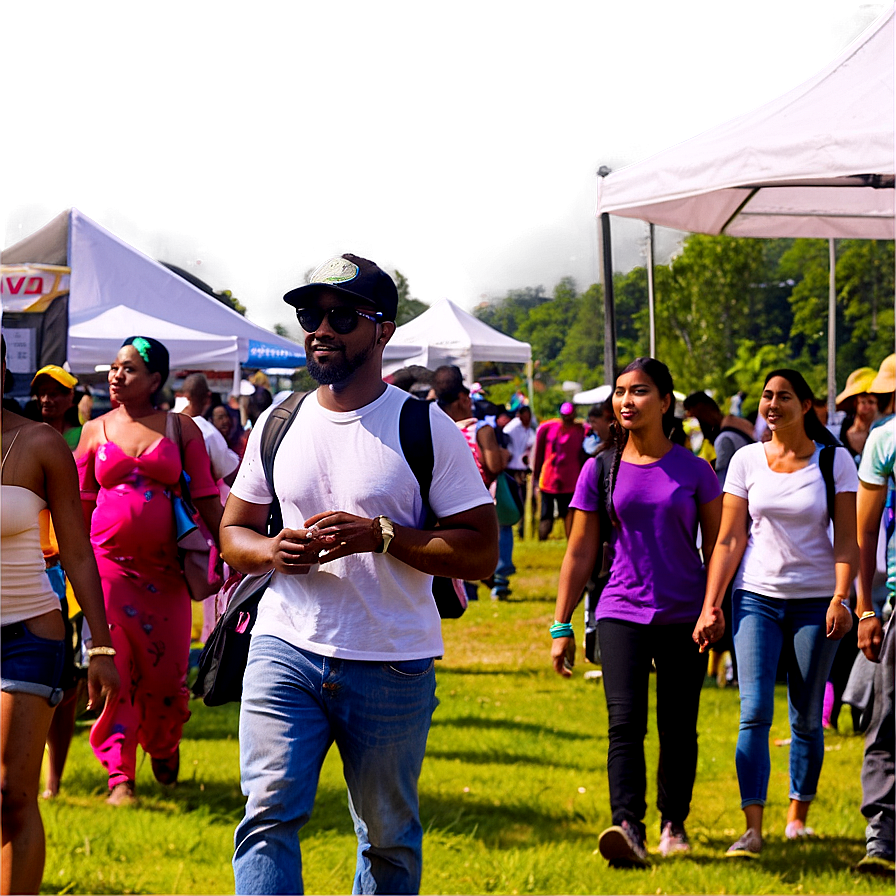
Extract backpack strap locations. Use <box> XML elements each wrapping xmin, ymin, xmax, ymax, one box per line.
<box><xmin>259</xmin><ymin>390</ymin><xmax>311</xmax><ymax>535</ymax></box>
<box><xmin>398</xmin><ymin>396</ymin><xmax>435</xmax><ymax>526</ymax></box>
<box><xmin>819</xmin><ymin>444</ymin><xmax>836</xmax><ymax>522</ymax></box>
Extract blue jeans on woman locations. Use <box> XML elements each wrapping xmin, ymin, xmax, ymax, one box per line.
<box><xmin>732</xmin><ymin>590</ymin><xmax>840</xmax><ymax>808</ymax></box>
<box><xmin>233</xmin><ymin>635</ymin><xmax>438</xmax><ymax>895</ymax></box>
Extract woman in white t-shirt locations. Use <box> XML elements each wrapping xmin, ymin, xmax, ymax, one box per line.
<box><xmin>693</xmin><ymin>369</ymin><xmax>858</xmax><ymax>859</ymax></box>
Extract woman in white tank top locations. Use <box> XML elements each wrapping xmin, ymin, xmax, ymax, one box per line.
<box><xmin>0</xmin><ymin>335</ymin><xmax>118</xmax><ymax>896</ymax></box>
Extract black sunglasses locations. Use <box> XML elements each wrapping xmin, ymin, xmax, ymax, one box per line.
<box><xmin>295</xmin><ymin>306</ymin><xmax>383</xmax><ymax>334</ymax></box>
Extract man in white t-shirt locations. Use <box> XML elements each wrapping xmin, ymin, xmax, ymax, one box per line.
<box><xmin>180</xmin><ymin>373</ymin><xmax>240</xmax><ymax>492</ymax></box>
<box><xmin>221</xmin><ymin>254</ymin><xmax>497</xmax><ymax>896</ymax></box>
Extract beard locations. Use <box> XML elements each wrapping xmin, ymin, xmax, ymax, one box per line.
<box><xmin>305</xmin><ymin>338</ymin><xmax>376</xmax><ymax>385</ymax></box>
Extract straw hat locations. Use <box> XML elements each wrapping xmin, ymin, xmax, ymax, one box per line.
<box><xmin>836</xmin><ymin>367</ymin><xmax>876</xmax><ymax>407</ymax></box>
<box><xmin>870</xmin><ymin>354</ymin><xmax>895</xmax><ymax>394</ymax></box>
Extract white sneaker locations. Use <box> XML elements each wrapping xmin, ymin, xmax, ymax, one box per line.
<box><xmin>658</xmin><ymin>822</ymin><xmax>690</xmax><ymax>856</ymax></box>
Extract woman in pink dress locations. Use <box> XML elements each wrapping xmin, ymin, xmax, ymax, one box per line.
<box><xmin>77</xmin><ymin>336</ymin><xmax>222</xmax><ymax>805</ymax></box>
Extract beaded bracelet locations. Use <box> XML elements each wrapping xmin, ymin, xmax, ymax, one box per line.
<box><xmin>550</xmin><ymin>621</ymin><xmax>574</xmax><ymax>639</ymax></box>
<box><xmin>87</xmin><ymin>646</ymin><xmax>117</xmax><ymax>658</ymax></box>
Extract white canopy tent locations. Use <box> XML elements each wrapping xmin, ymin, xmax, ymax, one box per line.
<box><xmin>598</xmin><ymin>7</ymin><xmax>893</xmax><ymax>237</ymax></box>
<box><xmin>1</xmin><ymin>209</ymin><xmax>310</xmax><ymax>380</ymax></box>
<box><xmin>384</xmin><ymin>297</ymin><xmax>533</xmax><ymax>400</ymax></box>
<box><xmin>573</xmin><ymin>384</ymin><xmax>611</xmax><ymax>406</ymax></box>
<box><xmin>595</xmin><ymin>6</ymin><xmax>895</xmax><ymax>401</ymax></box>
<box><xmin>68</xmin><ymin>305</ymin><xmax>239</xmax><ymax>375</ymax></box>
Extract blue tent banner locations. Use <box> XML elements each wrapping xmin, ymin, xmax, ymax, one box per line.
<box><xmin>246</xmin><ymin>339</ymin><xmax>305</xmax><ymax>368</ymax></box>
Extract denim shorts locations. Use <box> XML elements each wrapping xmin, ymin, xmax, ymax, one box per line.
<box><xmin>1</xmin><ymin>621</ymin><xmax>65</xmax><ymax>706</ymax></box>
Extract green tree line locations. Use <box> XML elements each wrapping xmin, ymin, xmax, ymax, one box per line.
<box><xmin>474</xmin><ymin>235</ymin><xmax>894</xmax><ymax>418</ymax></box>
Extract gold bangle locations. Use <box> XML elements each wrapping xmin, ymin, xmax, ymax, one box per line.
<box><xmin>87</xmin><ymin>646</ymin><xmax>117</xmax><ymax>658</ymax></box>
<box><xmin>859</xmin><ymin>611</ymin><xmax>878</xmax><ymax>621</ymax></box>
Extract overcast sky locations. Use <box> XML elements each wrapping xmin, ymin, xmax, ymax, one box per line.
<box><xmin>3</xmin><ymin>0</ymin><xmax>886</xmax><ymax>335</ymax></box>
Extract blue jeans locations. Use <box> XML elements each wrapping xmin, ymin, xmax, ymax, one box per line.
<box><xmin>233</xmin><ymin>635</ymin><xmax>438</xmax><ymax>895</ymax></box>
<box><xmin>494</xmin><ymin>526</ymin><xmax>515</xmax><ymax>586</ymax></box>
<box><xmin>732</xmin><ymin>590</ymin><xmax>839</xmax><ymax>808</ymax></box>
<box><xmin>0</xmin><ymin>620</ymin><xmax>65</xmax><ymax>706</ymax></box>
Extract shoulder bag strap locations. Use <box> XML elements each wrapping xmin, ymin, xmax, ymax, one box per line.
<box><xmin>167</xmin><ymin>412</ymin><xmax>197</xmax><ymax>512</ymax></box>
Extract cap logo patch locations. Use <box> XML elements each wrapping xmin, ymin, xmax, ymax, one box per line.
<box><xmin>311</xmin><ymin>257</ymin><xmax>360</xmax><ymax>285</ymax></box>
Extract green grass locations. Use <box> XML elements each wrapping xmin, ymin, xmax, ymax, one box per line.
<box><xmin>40</xmin><ymin>534</ymin><xmax>889</xmax><ymax>894</ymax></box>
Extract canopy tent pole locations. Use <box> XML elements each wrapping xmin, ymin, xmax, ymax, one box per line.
<box><xmin>647</xmin><ymin>223</ymin><xmax>657</xmax><ymax>358</ymax></box>
<box><xmin>598</xmin><ymin>167</ymin><xmax>617</xmax><ymax>385</ymax></box>
<box><xmin>828</xmin><ymin>239</ymin><xmax>837</xmax><ymax>422</ymax></box>
<box><xmin>526</xmin><ymin>357</ymin><xmax>535</xmax><ymax>411</ymax></box>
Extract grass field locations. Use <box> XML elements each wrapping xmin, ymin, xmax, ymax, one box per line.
<box><xmin>39</xmin><ymin>535</ymin><xmax>890</xmax><ymax>895</ymax></box>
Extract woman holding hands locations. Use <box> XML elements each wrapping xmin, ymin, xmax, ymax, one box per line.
<box><xmin>694</xmin><ymin>369</ymin><xmax>858</xmax><ymax>858</ymax></box>
<box><xmin>552</xmin><ymin>358</ymin><xmax>721</xmax><ymax>867</ymax></box>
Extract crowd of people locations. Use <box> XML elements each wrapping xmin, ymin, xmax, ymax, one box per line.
<box><xmin>1</xmin><ymin>254</ymin><xmax>893</xmax><ymax>893</ymax></box>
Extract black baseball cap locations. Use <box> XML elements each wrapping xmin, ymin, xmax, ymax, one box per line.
<box><xmin>283</xmin><ymin>254</ymin><xmax>399</xmax><ymax>322</ymax></box>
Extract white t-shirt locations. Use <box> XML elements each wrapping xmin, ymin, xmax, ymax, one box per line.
<box><xmin>503</xmin><ymin>417</ymin><xmax>536</xmax><ymax>471</ymax></box>
<box><xmin>192</xmin><ymin>415</ymin><xmax>240</xmax><ymax>482</ymax></box>
<box><xmin>725</xmin><ymin>442</ymin><xmax>858</xmax><ymax>599</ymax></box>
<box><xmin>229</xmin><ymin>385</ymin><xmax>492</xmax><ymax>661</ymax></box>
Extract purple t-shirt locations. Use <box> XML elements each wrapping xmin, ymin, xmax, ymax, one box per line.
<box><xmin>570</xmin><ymin>444</ymin><xmax>720</xmax><ymax>625</ymax></box>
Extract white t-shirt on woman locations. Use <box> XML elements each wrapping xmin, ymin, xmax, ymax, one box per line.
<box><xmin>725</xmin><ymin>442</ymin><xmax>858</xmax><ymax>600</ymax></box>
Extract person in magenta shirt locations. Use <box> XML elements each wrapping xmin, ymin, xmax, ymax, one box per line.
<box><xmin>551</xmin><ymin>358</ymin><xmax>721</xmax><ymax>867</ymax></box>
<box><xmin>532</xmin><ymin>402</ymin><xmax>586</xmax><ymax>540</ymax></box>
<box><xmin>77</xmin><ymin>337</ymin><xmax>222</xmax><ymax>806</ymax></box>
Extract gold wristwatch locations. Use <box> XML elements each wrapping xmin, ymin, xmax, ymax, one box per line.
<box><xmin>375</xmin><ymin>515</ymin><xmax>395</xmax><ymax>554</ymax></box>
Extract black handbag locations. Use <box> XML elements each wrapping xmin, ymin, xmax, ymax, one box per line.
<box><xmin>191</xmin><ymin>570</ymin><xmax>272</xmax><ymax>705</ymax></box>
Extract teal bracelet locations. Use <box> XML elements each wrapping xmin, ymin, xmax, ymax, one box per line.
<box><xmin>550</xmin><ymin>621</ymin><xmax>574</xmax><ymax>639</ymax></box>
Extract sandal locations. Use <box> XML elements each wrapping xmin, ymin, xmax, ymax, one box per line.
<box><xmin>726</xmin><ymin>828</ymin><xmax>761</xmax><ymax>859</ymax></box>
<box><xmin>107</xmin><ymin>780</ymin><xmax>137</xmax><ymax>806</ymax></box>
<box><xmin>784</xmin><ymin>822</ymin><xmax>815</xmax><ymax>840</ymax></box>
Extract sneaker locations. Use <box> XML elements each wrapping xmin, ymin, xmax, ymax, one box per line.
<box><xmin>151</xmin><ymin>746</ymin><xmax>180</xmax><ymax>787</ymax></box>
<box><xmin>726</xmin><ymin>828</ymin><xmax>761</xmax><ymax>859</ymax></box>
<box><xmin>784</xmin><ymin>821</ymin><xmax>815</xmax><ymax>840</ymax></box>
<box><xmin>106</xmin><ymin>781</ymin><xmax>137</xmax><ymax>806</ymax></box>
<box><xmin>658</xmin><ymin>821</ymin><xmax>690</xmax><ymax>856</ymax></box>
<box><xmin>854</xmin><ymin>854</ymin><xmax>896</xmax><ymax>876</ymax></box>
<box><xmin>599</xmin><ymin>821</ymin><xmax>649</xmax><ymax>868</ymax></box>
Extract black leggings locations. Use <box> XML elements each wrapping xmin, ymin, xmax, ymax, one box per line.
<box><xmin>598</xmin><ymin>618</ymin><xmax>707</xmax><ymax>838</ymax></box>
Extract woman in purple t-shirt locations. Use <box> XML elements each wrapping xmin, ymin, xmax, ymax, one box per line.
<box><xmin>551</xmin><ymin>358</ymin><xmax>721</xmax><ymax>868</ymax></box>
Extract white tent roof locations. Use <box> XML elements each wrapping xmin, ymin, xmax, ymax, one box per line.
<box><xmin>573</xmin><ymin>384</ymin><xmax>611</xmax><ymax>405</ymax></box>
<box><xmin>68</xmin><ymin>305</ymin><xmax>239</xmax><ymax>375</ymax></box>
<box><xmin>597</xmin><ymin>6</ymin><xmax>895</xmax><ymax>238</ymax></box>
<box><xmin>384</xmin><ymin>297</ymin><xmax>531</xmax><ymax>386</ymax></box>
<box><xmin>2</xmin><ymin>208</ymin><xmax>306</xmax><ymax>372</ymax></box>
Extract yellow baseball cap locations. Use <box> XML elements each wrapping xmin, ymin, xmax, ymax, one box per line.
<box><xmin>31</xmin><ymin>365</ymin><xmax>78</xmax><ymax>391</ymax></box>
